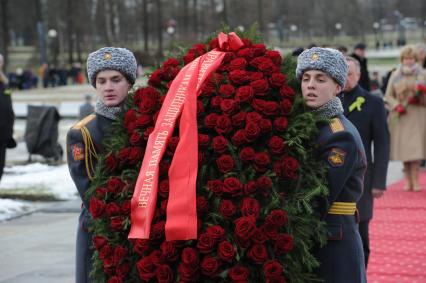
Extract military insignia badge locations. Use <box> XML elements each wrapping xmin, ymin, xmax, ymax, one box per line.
<box><xmin>72</xmin><ymin>143</ymin><xmax>84</xmax><ymax>161</ymax></box>
<box><xmin>104</xmin><ymin>52</ymin><xmax>112</xmax><ymax>60</ymax></box>
<box><xmin>311</xmin><ymin>53</ymin><xmax>319</xmax><ymax>61</ymax></box>
<box><xmin>328</xmin><ymin>148</ymin><xmax>346</xmax><ymax>167</ymax></box>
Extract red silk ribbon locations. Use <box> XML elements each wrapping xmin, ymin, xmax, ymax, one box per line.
<box><xmin>129</xmin><ymin>32</ymin><xmax>243</xmax><ymax>240</ymax></box>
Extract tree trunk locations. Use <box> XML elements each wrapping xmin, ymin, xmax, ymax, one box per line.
<box><xmin>257</xmin><ymin>0</ymin><xmax>264</xmax><ymax>36</ymax></box>
<box><xmin>155</xmin><ymin>0</ymin><xmax>163</xmax><ymax>62</ymax></box>
<box><xmin>0</xmin><ymin>0</ymin><xmax>10</xmax><ymax>69</ymax></box>
<box><xmin>222</xmin><ymin>0</ymin><xmax>228</xmax><ymax>26</ymax></box>
<box><xmin>143</xmin><ymin>0</ymin><xmax>149</xmax><ymax>52</ymax></box>
<box><xmin>192</xmin><ymin>0</ymin><xmax>198</xmax><ymax>39</ymax></box>
<box><xmin>66</xmin><ymin>0</ymin><xmax>75</xmax><ymax>64</ymax></box>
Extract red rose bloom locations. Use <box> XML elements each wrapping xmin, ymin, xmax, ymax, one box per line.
<box><xmin>198</xmin><ymin>134</ymin><xmax>210</xmax><ymax>147</ymax></box>
<box><xmin>254</xmin><ymin>152</ymin><xmax>271</xmax><ymax>172</ymax></box>
<box><xmin>273</xmin><ymin>117</ymin><xmax>288</xmax><ymax>132</ymax></box>
<box><xmin>212</xmin><ymin>136</ymin><xmax>228</xmax><ymax>153</ymax></box>
<box><xmin>113</xmin><ymin>245</ymin><xmax>128</xmax><ymax>265</ymax></box>
<box><xmin>234</xmin><ymin>216</ymin><xmax>257</xmax><ymax>240</ymax></box>
<box><xmin>231</xmin><ymin>129</ymin><xmax>248</xmax><ymax>146</ymax></box>
<box><xmin>156</xmin><ymin>264</ymin><xmax>174</xmax><ymax>283</ymax></box>
<box><xmin>269</xmin><ymin>73</ymin><xmax>286</xmax><ymax>88</ymax></box>
<box><xmin>96</xmin><ymin>187</ymin><xmax>108</xmax><ymax>198</ymax></box>
<box><xmin>151</xmin><ymin>221</ymin><xmax>166</xmax><ymax>241</ymax></box>
<box><xmin>197</xmin><ymin>233</ymin><xmax>216</xmax><ymax>254</ymax></box>
<box><xmin>93</xmin><ymin>236</ymin><xmax>108</xmax><ymax>250</ymax></box>
<box><xmin>162</xmin><ymin>57</ymin><xmax>180</xmax><ymax>68</ymax></box>
<box><xmin>89</xmin><ymin>198</ymin><xmax>106</xmax><ymax>219</ymax></box>
<box><xmin>107</xmin><ymin>177</ymin><xmax>126</xmax><ymax>193</ymax></box>
<box><xmin>105</xmin><ymin>154</ymin><xmax>118</xmax><ymax>172</ymax></box>
<box><xmin>129</xmin><ymin>131</ymin><xmax>143</xmax><ymax>146</ymax></box>
<box><xmin>220</xmin><ymin>99</ymin><xmax>238</xmax><ymax>115</ymax></box>
<box><xmin>217</xmin><ymin>240</ymin><xmax>236</xmax><ymax>262</ymax></box>
<box><xmin>252</xmin><ymin>227</ymin><xmax>268</xmax><ymax>244</ymax></box>
<box><xmin>244</xmin><ymin>180</ymin><xmax>257</xmax><ymax>195</ymax></box>
<box><xmin>239</xmin><ymin>147</ymin><xmax>255</xmax><ymax>162</ymax></box>
<box><xmin>110</xmin><ymin>216</ymin><xmax>125</xmax><ymax>231</ymax></box>
<box><xmin>160</xmin><ymin>241</ymin><xmax>179</xmax><ymax>262</ymax></box>
<box><xmin>136</xmin><ymin>256</ymin><xmax>156</xmax><ymax>282</ymax></box>
<box><xmin>181</xmin><ymin>247</ymin><xmax>199</xmax><ymax>267</ymax></box>
<box><xmin>121</xmin><ymin>200</ymin><xmax>130</xmax><ymax>214</ymax></box>
<box><xmin>196</xmin><ymin>196</ymin><xmax>209</xmax><ymax>215</ymax></box>
<box><xmin>219</xmin><ymin>199</ymin><xmax>237</xmax><ymax>218</ymax></box>
<box><xmin>148</xmin><ymin>69</ymin><xmax>162</xmax><ymax>87</ymax></box>
<box><xmin>252</xmin><ymin>98</ymin><xmax>266</xmax><ymax>112</ymax></box>
<box><xmin>228</xmin><ymin>264</ymin><xmax>250</xmax><ymax>283</ymax></box>
<box><xmin>207</xmin><ymin>179</ymin><xmax>223</xmax><ymax>195</ymax></box>
<box><xmin>259</xmin><ymin>119</ymin><xmax>272</xmax><ymax>133</ymax></box>
<box><xmin>135</xmin><ymin>114</ymin><xmax>152</xmax><ymax>128</ymax></box>
<box><xmin>237</xmin><ymin>48</ymin><xmax>256</xmax><ymax>59</ymax></box>
<box><xmin>105</xmin><ymin>202</ymin><xmax>121</xmax><ymax>217</ymax></box>
<box><xmin>246</xmin><ymin>111</ymin><xmax>263</xmax><ymax>123</ymax></box>
<box><xmin>116</xmin><ymin>262</ymin><xmax>131</xmax><ymax>277</ymax></box>
<box><xmin>256</xmin><ymin>176</ymin><xmax>273</xmax><ymax>196</ymax></box>
<box><xmin>263</xmin><ymin>260</ymin><xmax>284</xmax><ymax>280</ymax></box>
<box><xmin>268</xmin><ymin>136</ymin><xmax>285</xmax><ymax>154</ymax></box>
<box><xmin>232</xmin><ymin>111</ymin><xmax>247</xmax><ymax>128</ymax></box>
<box><xmin>240</xmin><ymin>197</ymin><xmax>261</xmax><ymax>218</ymax></box>
<box><xmin>223</xmin><ymin>177</ymin><xmax>243</xmax><ymax>196</ymax></box>
<box><xmin>200</xmin><ymin>255</ymin><xmax>221</xmax><ymax>278</ymax></box>
<box><xmin>219</xmin><ymin>84</ymin><xmax>235</xmax><ymax>97</ymax></box>
<box><xmin>281</xmin><ymin>99</ymin><xmax>293</xmax><ymax>115</ymax></box>
<box><xmin>259</xmin><ymin>60</ymin><xmax>278</xmax><ymax>76</ymax></box>
<box><xmin>99</xmin><ymin>244</ymin><xmax>113</xmax><ymax>260</ymax></box>
<box><xmin>204</xmin><ymin>113</ymin><xmax>219</xmax><ymax>128</ymax></box>
<box><xmin>262</xmin><ymin>101</ymin><xmax>280</xmax><ymax>116</ymax></box>
<box><xmin>250</xmin><ymin>71</ymin><xmax>264</xmax><ymax>81</ymax></box>
<box><xmin>247</xmin><ymin>244</ymin><xmax>268</xmax><ymax>264</ymax></box>
<box><xmin>215</xmin><ymin>115</ymin><xmax>232</xmax><ymax>135</ymax></box>
<box><xmin>266</xmin><ymin>209</ymin><xmax>288</xmax><ymax>227</ymax></box>
<box><xmin>274</xmin><ymin>233</ymin><xmax>294</xmax><ymax>254</ymax></box>
<box><xmin>252</xmin><ymin>43</ymin><xmax>267</xmax><ymax>55</ymax></box>
<box><xmin>236</xmin><ymin>85</ymin><xmax>254</xmax><ymax>103</ymax></box>
<box><xmin>229</xmin><ymin>57</ymin><xmax>248</xmax><ymax>70</ymax></box>
<box><xmin>229</xmin><ymin>70</ymin><xmax>250</xmax><ymax>85</ymax></box>
<box><xmin>216</xmin><ymin>154</ymin><xmax>235</xmax><ymax>173</ymax></box>
<box><xmin>282</xmin><ymin>156</ymin><xmax>299</xmax><ymax>179</ymax></box>
<box><xmin>279</xmin><ymin>85</ymin><xmax>295</xmax><ymax>99</ymax></box>
<box><xmin>158</xmin><ymin>179</ymin><xmax>169</xmax><ymax>198</ymax></box>
<box><xmin>133</xmin><ymin>239</ymin><xmax>150</xmax><ymax>256</ymax></box>
<box><xmin>178</xmin><ymin>262</ymin><xmax>199</xmax><ymax>282</ymax></box>
<box><xmin>265</xmin><ymin>50</ymin><xmax>282</xmax><ymax>65</ymax></box>
<box><xmin>135</xmin><ymin>87</ymin><xmax>159</xmax><ymax>114</ymax></box>
<box><xmin>210</xmin><ymin>96</ymin><xmax>222</xmax><ymax>111</ymax></box>
<box><xmin>245</xmin><ymin>122</ymin><xmax>261</xmax><ymax>142</ymax></box>
<box><xmin>107</xmin><ymin>276</ymin><xmax>123</xmax><ymax>283</ymax></box>
<box><xmin>250</xmin><ymin>79</ymin><xmax>269</xmax><ymax>94</ymax></box>
<box><xmin>183</xmin><ymin>52</ymin><xmax>197</xmax><ymax>64</ymax></box>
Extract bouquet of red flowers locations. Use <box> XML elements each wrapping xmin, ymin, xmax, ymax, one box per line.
<box><xmin>87</xmin><ymin>31</ymin><xmax>327</xmax><ymax>283</ymax></box>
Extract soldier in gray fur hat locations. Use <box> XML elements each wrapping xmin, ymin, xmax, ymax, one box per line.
<box><xmin>297</xmin><ymin>47</ymin><xmax>367</xmax><ymax>282</ymax></box>
<box><xmin>66</xmin><ymin>47</ymin><xmax>137</xmax><ymax>283</ymax></box>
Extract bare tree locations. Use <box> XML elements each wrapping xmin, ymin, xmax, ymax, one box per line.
<box><xmin>0</xmin><ymin>0</ymin><xmax>10</xmax><ymax>68</ymax></box>
<box><xmin>155</xmin><ymin>0</ymin><xmax>163</xmax><ymax>61</ymax></box>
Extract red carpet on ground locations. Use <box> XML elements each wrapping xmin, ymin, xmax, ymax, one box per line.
<box><xmin>367</xmin><ymin>171</ymin><xmax>426</xmax><ymax>283</ymax></box>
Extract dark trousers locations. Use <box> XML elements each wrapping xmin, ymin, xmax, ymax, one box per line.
<box><xmin>0</xmin><ymin>141</ymin><xmax>6</xmax><ymax>181</ymax></box>
<box><xmin>359</xmin><ymin>220</ymin><xmax>370</xmax><ymax>268</ymax></box>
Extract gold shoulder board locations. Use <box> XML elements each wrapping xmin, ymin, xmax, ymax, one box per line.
<box><xmin>329</xmin><ymin>118</ymin><xmax>345</xmax><ymax>133</ymax></box>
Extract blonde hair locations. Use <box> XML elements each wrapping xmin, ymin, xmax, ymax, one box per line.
<box><xmin>399</xmin><ymin>45</ymin><xmax>416</xmax><ymax>62</ymax></box>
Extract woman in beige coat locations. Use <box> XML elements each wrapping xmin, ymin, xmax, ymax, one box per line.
<box><xmin>385</xmin><ymin>45</ymin><xmax>426</xmax><ymax>191</ymax></box>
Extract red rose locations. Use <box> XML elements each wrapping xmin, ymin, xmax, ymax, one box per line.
<box><xmin>252</xmin><ymin>43</ymin><xmax>267</xmax><ymax>55</ymax></box>
<box><xmin>282</xmin><ymin>156</ymin><xmax>299</xmax><ymax>179</ymax></box>
<box><xmin>93</xmin><ymin>236</ymin><xmax>108</xmax><ymax>250</ymax></box>
<box><xmin>198</xmin><ymin>134</ymin><xmax>210</xmax><ymax>147</ymax></box>
<box><xmin>210</xmin><ymin>96</ymin><xmax>222</xmax><ymax>111</ymax></box>
<box><xmin>254</xmin><ymin>152</ymin><xmax>271</xmax><ymax>172</ymax></box>
<box><xmin>219</xmin><ymin>199</ymin><xmax>237</xmax><ymax>218</ymax></box>
<box><xmin>279</xmin><ymin>85</ymin><xmax>295</xmax><ymax>99</ymax></box>
<box><xmin>105</xmin><ymin>202</ymin><xmax>121</xmax><ymax>217</ymax></box>
<box><xmin>258</xmin><ymin>59</ymin><xmax>277</xmax><ymax>75</ymax></box>
<box><xmin>252</xmin><ymin>228</ymin><xmax>268</xmax><ymax>244</ymax></box>
<box><xmin>135</xmin><ymin>87</ymin><xmax>159</xmax><ymax>114</ymax></box>
<box><xmin>178</xmin><ymin>262</ymin><xmax>199</xmax><ymax>282</ymax></box>
<box><xmin>200</xmin><ymin>255</ymin><xmax>221</xmax><ymax>278</ymax></box>
<box><xmin>206</xmin><ymin>225</ymin><xmax>225</xmax><ymax>242</ymax></box>
<box><xmin>259</xmin><ymin>119</ymin><xmax>272</xmax><ymax>133</ymax></box>
<box><xmin>223</xmin><ymin>177</ymin><xmax>243</xmax><ymax>196</ymax></box>
<box><xmin>163</xmin><ymin>58</ymin><xmax>180</xmax><ymax>68</ymax></box>
<box><xmin>209</xmin><ymin>72</ymin><xmax>224</xmax><ymax>84</ymax></box>
<box><xmin>133</xmin><ymin>239</ymin><xmax>150</xmax><ymax>256</ymax></box>
<box><xmin>196</xmin><ymin>196</ymin><xmax>209</xmax><ymax>215</ymax></box>
<box><xmin>266</xmin><ymin>50</ymin><xmax>282</xmax><ymax>65</ymax></box>
<box><xmin>116</xmin><ymin>262</ymin><xmax>131</xmax><ymax>277</ymax></box>
<box><xmin>231</xmin><ymin>129</ymin><xmax>248</xmax><ymax>146</ymax></box>
<box><xmin>273</xmin><ymin>117</ymin><xmax>288</xmax><ymax>132</ymax></box>
<box><xmin>197</xmin><ymin>233</ymin><xmax>216</xmax><ymax>254</ymax></box>
<box><xmin>113</xmin><ymin>245</ymin><xmax>128</xmax><ymax>265</ymax></box>
<box><xmin>95</xmin><ymin>187</ymin><xmax>108</xmax><ymax>198</ymax></box>
<box><xmin>160</xmin><ymin>241</ymin><xmax>179</xmax><ymax>262</ymax></box>
<box><xmin>209</xmin><ymin>37</ymin><xmax>219</xmax><ymax>49</ymax></box>
<box><xmin>256</xmin><ymin>176</ymin><xmax>273</xmax><ymax>196</ymax></box>
<box><xmin>143</xmin><ymin>127</ymin><xmax>154</xmax><ymax>140</ymax></box>
<box><xmin>156</xmin><ymin>264</ymin><xmax>174</xmax><ymax>283</ymax></box>
<box><xmin>228</xmin><ymin>264</ymin><xmax>250</xmax><ymax>283</ymax></box>
<box><xmin>128</xmin><ymin>147</ymin><xmax>144</xmax><ymax>165</ymax></box>
<box><xmin>219</xmin><ymin>84</ymin><xmax>235</xmax><ymax>97</ymax></box>
<box><xmin>262</xmin><ymin>101</ymin><xmax>280</xmax><ymax>116</ymax></box>
<box><xmin>229</xmin><ymin>70</ymin><xmax>250</xmax><ymax>85</ymax></box>
<box><xmin>266</xmin><ymin>209</ymin><xmax>288</xmax><ymax>227</ymax></box>
<box><xmin>121</xmin><ymin>200</ymin><xmax>130</xmax><ymax>214</ymax></box>
<box><xmin>107</xmin><ymin>276</ymin><xmax>123</xmax><ymax>283</ymax></box>
<box><xmin>236</xmin><ymin>85</ymin><xmax>254</xmax><ymax>103</ymax></box>
<box><xmin>105</xmin><ymin>153</ymin><xmax>118</xmax><ymax>172</ymax></box>
<box><xmin>99</xmin><ymin>244</ymin><xmax>112</xmax><ymax>260</ymax></box>
<box><xmin>244</xmin><ymin>180</ymin><xmax>257</xmax><ymax>195</ymax></box>
<box><xmin>204</xmin><ymin>113</ymin><xmax>219</xmax><ymax>128</ymax></box>
<box><xmin>250</xmin><ymin>71</ymin><xmax>264</xmax><ymax>81</ymax></box>
<box><xmin>263</xmin><ymin>260</ymin><xmax>284</xmax><ymax>280</ymax></box>
<box><xmin>89</xmin><ymin>198</ymin><xmax>106</xmax><ymax>219</ymax></box>
<box><xmin>229</xmin><ymin>57</ymin><xmax>248</xmax><ymax>70</ymax></box>
<box><xmin>237</xmin><ymin>48</ymin><xmax>256</xmax><ymax>59</ymax></box>
<box><xmin>281</xmin><ymin>99</ymin><xmax>293</xmax><ymax>115</ymax></box>
<box><xmin>135</xmin><ymin>114</ymin><xmax>152</xmax><ymax>128</ymax></box>
<box><xmin>215</xmin><ymin>115</ymin><xmax>232</xmax><ymax>135</ymax></box>
<box><xmin>250</xmin><ymin>79</ymin><xmax>269</xmax><ymax>94</ymax></box>
<box><xmin>207</xmin><ymin>179</ymin><xmax>223</xmax><ymax>195</ymax></box>
<box><xmin>136</xmin><ymin>256</ymin><xmax>156</xmax><ymax>282</ymax></box>
<box><xmin>158</xmin><ymin>179</ymin><xmax>169</xmax><ymax>198</ymax></box>
<box><xmin>394</xmin><ymin>104</ymin><xmax>406</xmax><ymax>115</ymax></box>
<box><xmin>110</xmin><ymin>216</ymin><xmax>124</xmax><ymax>231</ymax></box>
<box><xmin>232</xmin><ymin>112</ymin><xmax>247</xmax><ymax>128</ymax></box>
<box><xmin>107</xmin><ymin>177</ymin><xmax>126</xmax><ymax>193</ymax></box>
<box><xmin>234</xmin><ymin>216</ymin><xmax>257</xmax><ymax>240</ymax></box>
<box><xmin>262</xmin><ymin>223</ymin><xmax>279</xmax><ymax>240</ymax></box>
<box><xmin>117</xmin><ymin>147</ymin><xmax>131</xmax><ymax>163</ymax></box>
<box><xmin>268</xmin><ymin>136</ymin><xmax>285</xmax><ymax>154</ymax></box>
<box><xmin>220</xmin><ymin>99</ymin><xmax>238</xmax><ymax>115</ymax></box>
<box><xmin>212</xmin><ymin>136</ymin><xmax>229</xmax><ymax>153</ymax></box>
<box><xmin>245</xmin><ymin>122</ymin><xmax>261</xmax><ymax>142</ymax></box>
<box><xmin>252</xmin><ymin>98</ymin><xmax>266</xmax><ymax>112</ymax></box>
<box><xmin>274</xmin><ymin>234</ymin><xmax>294</xmax><ymax>254</ymax></box>
<box><xmin>239</xmin><ymin>147</ymin><xmax>255</xmax><ymax>162</ymax></box>
<box><xmin>247</xmin><ymin>244</ymin><xmax>268</xmax><ymax>265</ymax></box>
<box><xmin>201</xmin><ymin>83</ymin><xmax>215</xmax><ymax>97</ymax></box>
<box><xmin>129</xmin><ymin>131</ymin><xmax>143</xmax><ymax>146</ymax></box>
<box><xmin>216</xmin><ymin>154</ymin><xmax>235</xmax><ymax>173</ymax></box>
<box><xmin>217</xmin><ymin>241</ymin><xmax>236</xmax><ymax>262</ymax></box>
<box><xmin>183</xmin><ymin>52</ymin><xmax>197</xmax><ymax>64</ymax></box>
<box><xmin>246</xmin><ymin>111</ymin><xmax>263</xmax><ymax>123</ymax></box>
<box><xmin>181</xmin><ymin>247</ymin><xmax>199</xmax><ymax>267</ymax></box>
<box><xmin>151</xmin><ymin>221</ymin><xmax>166</xmax><ymax>241</ymax></box>
<box><xmin>197</xmin><ymin>100</ymin><xmax>205</xmax><ymax>115</ymax></box>
<box><xmin>240</xmin><ymin>197</ymin><xmax>260</xmax><ymax>218</ymax></box>
<box><xmin>269</xmin><ymin>73</ymin><xmax>286</xmax><ymax>88</ymax></box>
<box><xmin>148</xmin><ymin>69</ymin><xmax>162</xmax><ymax>87</ymax></box>
<box><xmin>124</xmin><ymin>108</ymin><xmax>137</xmax><ymax>126</ymax></box>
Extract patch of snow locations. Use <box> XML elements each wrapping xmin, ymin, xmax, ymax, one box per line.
<box><xmin>0</xmin><ymin>199</ymin><xmax>33</xmax><ymax>222</ymax></box>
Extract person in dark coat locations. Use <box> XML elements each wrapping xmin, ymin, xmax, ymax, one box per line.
<box><xmin>78</xmin><ymin>94</ymin><xmax>95</xmax><ymax>120</ymax></box>
<box><xmin>340</xmin><ymin>56</ymin><xmax>390</xmax><ymax>267</ymax></box>
<box><xmin>67</xmin><ymin>47</ymin><xmax>137</xmax><ymax>283</ymax></box>
<box><xmin>296</xmin><ymin>47</ymin><xmax>367</xmax><ymax>282</ymax></box>
<box><xmin>351</xmin><ymin>43</ymin><xmax>371</xmax><ymax>91</ymax></box>
<box><xmin>0</xmin><ymin>54</ymin><xmax>16</xmax><ymax>182</ymax></box>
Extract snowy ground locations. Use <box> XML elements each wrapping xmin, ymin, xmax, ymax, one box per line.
<box><xmin>0</xmin><ymin>163</ymin><xmax>77</xmax><ymax>221</ymax></box>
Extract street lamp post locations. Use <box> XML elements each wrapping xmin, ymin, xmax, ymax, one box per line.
<box><xmin>373</xmin><ymin>22</ymin><xmax>380</xmax><ymax>50</ymax></box>
<box><xmin>335</xmin><ymin>22</ymin><xmax>342</xmax><ymax>37</ymax></box>
<box><xmin>47</xmin><ymin>29</ymin><xmax>58</xmax><ymax>65</ymax></box>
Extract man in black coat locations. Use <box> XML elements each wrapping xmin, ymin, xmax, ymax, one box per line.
<box><xmin>339</xmin><ymin>56</ymin><xmax>390</xmax><ymax>267</ymax></box>
<box><xmin>351</xmin><ymin>43</ymin><xmax>371</xmax><ymax>91</ymax></box>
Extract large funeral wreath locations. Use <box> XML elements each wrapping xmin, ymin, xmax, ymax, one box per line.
<box><xmin>86</xmin><ymin>29</ymin><xmax>328</xmax><ymax>283</ymax></box>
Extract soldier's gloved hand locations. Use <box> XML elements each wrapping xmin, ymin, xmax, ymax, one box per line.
<box><xmin>372</xmin><ymin>188</ymin><xmax>384</xmax><ymax>198</ymax></box>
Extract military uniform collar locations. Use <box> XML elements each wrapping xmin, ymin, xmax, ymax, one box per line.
<box><xmin>312</xmin><ymin>97</ymin><xmax>344</xmax><ymax>120</ymax></box>
<box><xmin>95</xmin><ymin>98</ymin><xmax>122</xmax><ymax>120</ymax></box>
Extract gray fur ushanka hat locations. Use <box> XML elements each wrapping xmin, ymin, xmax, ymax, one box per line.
<box><xmin>87</xmin><ymin>47</ymin><xmax>137</xmax><ymax>87</ymax></box>
<box><xmin>296</xmin><ymin>47</ymin><xmax>348</xmax><ymax>88</ymax></box>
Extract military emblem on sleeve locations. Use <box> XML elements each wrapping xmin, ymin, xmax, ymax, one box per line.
<box><xmin>328</xmin><ymin>148</ymin><xmax>346</xmax><ymax>167</ymax></box>
<box><xmin>72</xmin><ymin>143</ymin><xmax>84</xmax><ymax>161</ymax></box>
